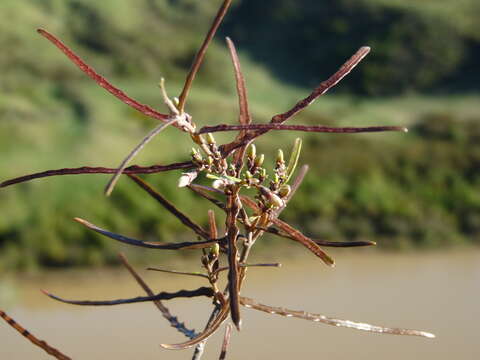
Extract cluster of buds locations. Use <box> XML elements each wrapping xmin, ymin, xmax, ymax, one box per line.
<box><xmin>190</xmin><ymin>133</ymin><xmax>228</xmax><ymax>176</ymax></box>
<box><xmin>243</xmin><ymin>144</ymin><xmax>266</xmax><ymax>187</ymax></box>
<box><xmin>247</xmin><ymin>138</ymin><xmax>301</xmax><ymax>211</ymax></box>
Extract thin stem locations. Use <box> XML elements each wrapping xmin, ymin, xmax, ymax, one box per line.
<box><xmin>105</xmin><ymin>118</ymin><xmax>178</xmax><ymax>196</ymax></box>
<box><xmin>214</xmin><ymin>263</ymin><xmax>282</xmax><ymax>275</ymax></box>
<box><xmin>0</xmin><ymin>310</ymin><xmax>72</xmax><ymax>360</ymax></box>
<box><xmin>118</xmin><ymin>253</ymin><xmax>197</xmax><ymax>339</ymax></box>
<box><xmin>0</xmin><ymin>162</ymin><xmax>194</xmax><ymax>188</ymax></box>
<box><xmin>177</xmin><ymin>0</ymin><xmax>233</xmax><ymax>112</ymax></box>
<box><xmin>147</xmin><ymin>267</ymin><xmax>209</xmax><ymax>279</ymax></box>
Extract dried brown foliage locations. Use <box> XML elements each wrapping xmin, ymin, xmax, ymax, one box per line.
<box><xmin>0</xmin><ymin>1</ymin><xmax>433</xmax><ymax>359</ymax></box>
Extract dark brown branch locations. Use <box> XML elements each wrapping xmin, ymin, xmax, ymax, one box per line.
<box><xmin>177</xmin><ymin>0</ymin><xmax>233</xmax><ymax>112</ymax></box>
<box><xmin>147</xmin><ymin>267</ymin><xmax>209</xmax><ymax>279</ymax></box>
<box><xmin>0</xmin><ymin>310</ymin><xmax>72</xmax><ymax>360</ymax></box>
<box><xmin>128</xmin><ymin>175</ymin><xmax>210</xmax><ymax>240</ymax></box>
<box><xmin>118</xmin><ymin>253</ymin><xmax>197</xmax><ymax>339</ymax></box>
<box><xmin>199</xmin><ymin>123</ymin><xmax>407</xmax><ymax>135</ymax></box>
<box><xmin>74</xmin><ymin>217</ymin><xmax>217</xmax><ymax>250</ymax></box>
<box><xmin>42</xmin><ymin>287</ymin><xmax>214</xmax><ymax>306</ymax></box>
<box><xmin>240</xmin><ymin>297</ymin><xmax>435</xmax><ymax>338</ymax></box>
<box><xmin>37</xmin><ymin>29</ymin><xmax>175</xmax><ymax>124</ymax></box>
<box><xmin>0</xmin><ymin>162</ymin><xmax>193</xmax><ymax>188</ymax></box>
<box><xmin>214</xmin><ymin>263</ymin><xmax>282</xmax><ymax>275</ymax></box>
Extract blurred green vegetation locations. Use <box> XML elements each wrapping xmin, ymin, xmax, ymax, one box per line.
<box><xmin>224</xmin><ymin>0</ymin><xmax>480</xmax><ymax>94</ymax></box>
<box><xmin>0</xmin><ymin>0</ymin><xmax>479</xmax><ymax>270</ymax></box>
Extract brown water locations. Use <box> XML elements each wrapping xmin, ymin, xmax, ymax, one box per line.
<box><xmin>1</xmin><ymin>249</ymin><xmax>479</xmax><ymax>359</ymax></box>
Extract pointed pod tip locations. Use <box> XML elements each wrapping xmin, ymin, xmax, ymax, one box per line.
<box><xmin>403</xmin><ymin>127</ymin><xmax>409</xmax><ymax>133</ymax></box>
<box><xmin>234</xmin><ymin>319</ymin><xmax>242</xmax><ymax>331</ymax></box>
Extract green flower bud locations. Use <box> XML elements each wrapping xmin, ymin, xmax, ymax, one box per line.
<box><xmin>206</xmin><ymin>132</ymin><xmax>216</xmax><ymax>145</ymax></box>
<box><xmin>254</xmin><ymin>154</ymin><xmax>265</xmax><ymax>168</ymax></box>
<box><xmin>247</xmin><ymin>144</ymin><xmax>256</xmax><ymax>160</ymax></box>
<box><xmin>276</xmin><ymin>149</ymin><xmax>284</xmax><ymax>164</ymax></box>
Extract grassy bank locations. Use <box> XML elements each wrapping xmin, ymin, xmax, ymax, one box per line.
<box><xmin>1</xmin><ymin>70</ymin><xmax>479</xmax><ymax>269</ymax></box>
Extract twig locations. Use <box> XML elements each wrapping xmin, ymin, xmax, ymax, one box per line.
<box><xmin>214</xmin><ymin>263</ymin><xmax>281</xmax><ymax>275</ymax></box>
<box><xmin>147</xmin><ymin>267</ymin><xmax>209</xmax><ymax>279</ymax></box>
<box><xmin>0</xmin><ymin>310</ymin><xmax>72</xmax><ymax>360</ymax></box>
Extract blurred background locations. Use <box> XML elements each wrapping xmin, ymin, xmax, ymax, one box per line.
<box><xmin>0</xmin><ymin>0</ymin><xmax>479</xmax><ymax>359</ymax></box>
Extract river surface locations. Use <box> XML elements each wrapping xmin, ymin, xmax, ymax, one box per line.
<box><xmin>1</xmin><ymin>248</ymin><xmax>479</xmax><ymax>359</ymax></box>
